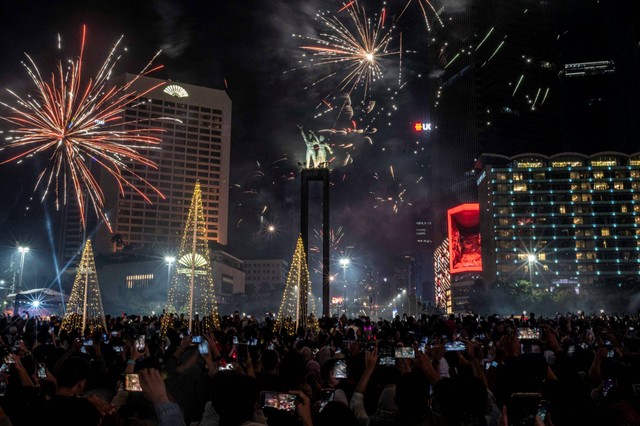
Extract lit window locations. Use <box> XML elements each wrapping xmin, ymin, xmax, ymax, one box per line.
<box><xmin>559</xmin><ymin>205</ymin><xmax>566</xmax><ymax>214</ymax></box>
<box><xmin>601</xmin><ymin>229</ymin><xmax>610</xmax><ymax>236</ymax></box>
<box><xmin>574</xmin><ymin>217</ymin><xmax>583</xmax><ymax>225</ymax></box>
<box><xmin>514</xmin><ymin>183</ymin><xmax>528</xmax><ymax>192</ymax></box>
<box><xmin>126</xmin><ymin>274</ymin><xmax>154</xmax><ymax>289</ymax></box>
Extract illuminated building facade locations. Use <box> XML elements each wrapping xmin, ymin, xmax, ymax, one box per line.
<box><xmin>76</xmin><ymin>75</ymin><xmax>231</xmax><ymax>256</ymax></box>
<box><xmin>479</xmin><ymin>152</ymin><xmax>640</xmax><ymax>287</ymax></box>
<box><xmin>447</xmin><ymin>204</ymin><xmax>482</xmax><ymax>311</ymax></box>
<box><xmin>243</xmin><ymin>259</ymin><xmax>289</xmax><ymax>315</ymax></box>
<box><xmin>434</xmin><ymin>239</ymin><xmax>451</xmax><ymax>313</ymax></box>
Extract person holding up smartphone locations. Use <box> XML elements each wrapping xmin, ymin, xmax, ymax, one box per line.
<box><xmin>138</xmin><ymin>369</ymin><xmax>186</xmax><ymax>426</ymax></box>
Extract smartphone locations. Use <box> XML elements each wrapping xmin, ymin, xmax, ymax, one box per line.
<box><xmin>485</xmin><ymin>360</ymin><xmax>499</xmax><ymax>370</ymax></box>
<box><xmin>111</xmin><ymin>331</ymin><xmax>119</xmax><ymax>337</ymax></box>
<box><xmin>80</xmin><ymin>346</ymin><xmax>88</xmax><ymax>354</ymax></box>
<box><xmin>333</xmin><ymin>360</ymin><xmax>347</xmax><ymax>379</ymax></box>
<box><xmin>444</xmin><ymin>341</ymin><xmax>466</xmax><ymax>352</ymax></box>
<box><xmin>603</xmin><ymin>378</ymin><xmax>617</xmax><ymax>397</ymax></box>
<box><xmin>517</xmin><ymin>327</ymin><xmax>542</xmax><ymax>340</ymax></box>
<box><xmin>536</xmin><ymin>400</ymin><xmax>550</xmax><ymax>422</ymax></box>
<box><xmin>191</xmin><ymin>335</ymin><xmax>203</xmax><ymax>344</ymax></box>
<box><xmin>319</xmin><ymin>389</ymin><xmax>335</xmax><ymax>412</ymax></box>
<box><xmin>37</xmin><ymin>363</ymin><xmax>47</xmax><ymax>379</ymax></box>
<box><xmin>113</xmin><ymin>345</ymin><xmax>124</xmax><ymax>353</ymax></box>
<box><xmin>607</xmin><ymin>349</ymin><xmax>615</xmax><ymax>358</ymax></box>
<box><xmin>3</xmin><ymin>356</ymin><xmax>14</xmax><ymax>365</ymax></box>
<box><xmin>395</xmin><ymin>347</ymin><xmax>415</xmax><ymax>358</ymax></box>
<box><xmin>508</xmin><ymin>393</ymin><xmax>542</xmax><ymax>426</ymax></box>
<box><xmin>267</xmin><ymin>342</ymin><xmax>275</xmax><ymax>351</ymax></box>
<box><xmin>232</xmin><ymin>336</ymin><xmax>239</xmax><ymax>345</ymax></box>
<box><xmin>0</xmin><ymin>364</ymin><xmax>9</xmax><ymax>374</ymax></box>
<box><xmin>260</xmin><ymin>391</ymin><xmax>298</xmax><ymax>412</ymax></box>
<box><xmin>237</xmin><ymin>343</ymin><xmax>248</xmax><ymax>362</ymax></box>
<box><xmin>102</xmin><ymin>333</ymin><xmax>108</xmax><ymax>343</ymax></box>
<box><xmin>567</xmin><ymin>345</ymin><xmax>576</xmax><ymax>357</ymax></box>
<box><xmin>248</xmin><ymin>338</ymin><xmax>258</xmax><ymax>346</ymax></box>
<box><xmin>135</xmin><ymin>336</ymin><xmax>145</xmax><ymax>352</ymax></box>
<box><xmin>198</xmin><ymin>341</ymin><xmax>209</xmax><ymax>356</ymax></box>
<box><xmin>83</xmin><ymin>339</ymin><xmax>93</xmax><ymax>346</ymax></box>
<box><xmin>124</xmin><ymin>373</ymin><xmax>143</xmax><ymax>392</ymax></box>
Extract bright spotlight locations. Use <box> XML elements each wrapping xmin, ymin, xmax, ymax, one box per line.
<box><xmin>527</xmin><ymin>254</ymin><xmax>536</xmax><ymax>263</ymax></box>
<box><xmin>165</xmin><ymin>256</ymin><xmax>176</xmax><ymax>264</ymax></box>
<box><xmin>32</xmin><ymin>300</ymin><xmax>40</xmax><ymax>308</ymax></box>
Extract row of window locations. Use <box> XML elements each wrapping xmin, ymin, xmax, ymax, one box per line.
<box><xmin>120</xmin><ymin>227</ymin><xmax>219</xmax><ymax>237</ymax></box>
<box><xmin>497</xmin><ymin>169</ymin><xmax>640</xmax><ymax>180</ymax></box>
<box><xmin>148</xmin><ymin>99</ymin><xmax>223</xmax><ymax>115</ymax></box>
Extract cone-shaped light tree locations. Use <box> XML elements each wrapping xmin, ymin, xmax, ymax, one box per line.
<box><xmin>274</xmin><ymin>236</ymin><xmax>314</xmax><ymax>334</ymax></box>
<box><xmin>161</xmin><ymin>181</ymin><xmax>220</xmax><ymax>335</ymax></box>
<box><xmin>60</xmin><ymin>240</ymin><xmax>107</xmax><ymax>333</ymax></box>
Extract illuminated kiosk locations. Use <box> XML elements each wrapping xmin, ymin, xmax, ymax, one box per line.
<box><xmin>447</xmin><ymin>204</ymin><xmax>482</xmax><ymax>311</ymax></box>
<box><xmin>61</xmin><ymin>240</ymin><xmax>107</xmax><ymax>332</ymax></box>
<box><xmin>162</xmin><ymin>182</ymin><xmax>220</xmax><ymax>335</ymax></box>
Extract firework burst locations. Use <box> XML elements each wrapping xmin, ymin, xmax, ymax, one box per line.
<box><xmin>0</xmin><ymin>26</ymin><xmax>167</xmax><ymax>231</ymax></box>
<box><xmin>294</xmin><ymin>1</ymin><xmax>399</xmax><ymax>103</ymax></box>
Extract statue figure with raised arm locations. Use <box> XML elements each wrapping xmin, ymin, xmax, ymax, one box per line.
<box><xmin>299</xmin><ymin>125</ymin><xmax>320</xmax><ymax>168</ymax></box>
<box><xmin>315</xmin><ymin>136</ymin><xmax>333</xmax><ymax>168</ymax></box>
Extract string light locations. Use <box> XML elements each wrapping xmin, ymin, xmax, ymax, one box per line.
<box><xmin>60</xmin><ymin>240</ymin><xmax>107</xmax><ymax>333</ymax></box>
<box><xmin>274</xmin><ymin>236</ymin><xmax>317</xmax><ymax>334</ymax></box>
<box><xmin>161</xmin><ymin>181</ymin><xmax>220</xmax><ymax>335</ymax></box>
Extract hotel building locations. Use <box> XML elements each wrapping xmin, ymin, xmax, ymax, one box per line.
<box><xmin>479</xmin><ymin>152</ymin><xmax>640</xmax><ymax>287</ymax></box>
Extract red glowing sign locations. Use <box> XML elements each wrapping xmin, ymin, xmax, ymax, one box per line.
<box><xmin>448</xmin><ymin>203</ymin><xmax>482</xmax><ymax>274</ymax></box>
<box><xmin>414</xmin><ymin>122</ymin><xmax>423</xmax><ymax>131</ymax></box>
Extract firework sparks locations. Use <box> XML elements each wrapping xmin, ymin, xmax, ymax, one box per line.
<box><xmin>0</xmin><ymin>26</ymin><xmax>166</xmax><ymax>231</ymax></box>
<box><xmin>295</xmin><ymin>0</ymin><xmax>399</xmax><ymax>102</ymax></box>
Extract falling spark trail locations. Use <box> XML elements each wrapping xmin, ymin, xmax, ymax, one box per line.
<box><xmin>0</xmin><ymin>25</ymin><xmax>166</xmax><ymax>231</ymax></box>
<box><xmin>512</xmin><ymin>74</ymin><xmax>524</xmax><ymax>97</ymax></box>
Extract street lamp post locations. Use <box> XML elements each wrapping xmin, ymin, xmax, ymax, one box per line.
<box><xmin>527</xmin><ymin>253</ymin><xmax>536</xmax><ymax>286</ymax></box>
<box><xmin>165</xmin><ymin>256</ymin><xmax>176</xmax><ymax>292</ymax></box>
<box><xmin>15</xmin><ymin>247</ymin><xmax>29</xmax><ymax>313</ymax></box>
<box><xmin>340</xmin><ymin>258</ymin><xmax>350</xmax><ymax>316</ymax></box>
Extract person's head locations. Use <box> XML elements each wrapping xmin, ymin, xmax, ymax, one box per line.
<box><xmin>57</xmin><ymin>356</ymin><xmax>91</xmax><ymax>394</ymax></box>
<box><xmin>211</xmin><ymin>371</ymin><xmax>260</xmax><ymax>426</ymax></box>
<box><xmin>299</xmin><ymin>346</ymin><xmax>313</xmax><ymax>362</ymax></box>
<box><xmin>320</xmin><ymin>359</ymin><xmax>342</xmax><ymax>387</ymax></box>
<box><xmin>260</xmin><ymin>349</ymin><xmax>279</xmax><ymax>372</ymax></box>
<box><xmin>316</xmin><ymin>401</ymin><xmax>356</xmax><ymax>426</ymax></box>
<box><xmin>394</xmin><ymin>372</ymin><xmax>430</xmax><ymax>417</ymax></box>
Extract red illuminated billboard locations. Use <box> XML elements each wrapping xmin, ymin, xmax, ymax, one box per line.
<box><xmin>448</xmin><ymin>203</ymin><xmax>482</xmax><ymax>274</ymax></box>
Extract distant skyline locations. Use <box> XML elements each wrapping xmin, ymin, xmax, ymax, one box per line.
<box><xmin>0</xmin><ymin>1</ymin><xmax>638</xmax><ymax>298</ymax></box>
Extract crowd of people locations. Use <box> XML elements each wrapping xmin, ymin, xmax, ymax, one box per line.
<box><xmin>0</xmin><ymin>310</ymin><xmax>637</xmax><ymax>425</ymax></box>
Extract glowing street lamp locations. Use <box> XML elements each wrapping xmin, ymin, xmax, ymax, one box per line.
<box><xmin>15</xmin><ymin>246</ymin><xmax>29</xmax><ymax>312</ymax></box>
<box><xmin>165</xmin><ymin>256</ymin><xmax>176</xmax><ymax>294</ymax></box>
<box><xmin>340</xmin><ymin>258</ymin><xmax>350</xmax><ymax>315</ymax></box>
<box><xmin>527</xmin><ymin>253</ymin><xmax>536</xmax><ymax>285</ymax></box>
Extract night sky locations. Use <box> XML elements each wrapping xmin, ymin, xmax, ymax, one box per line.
<box><xmin>0</xmin><ymin>1</ymin><xmax>436</xmax><ymax>289</ymax></box>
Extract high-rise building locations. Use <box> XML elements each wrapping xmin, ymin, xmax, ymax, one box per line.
<box><xmin>244</xmin><ymin>259</ymin><xmax>289</xmax><ymax>314</ymax></box>
<box><xmin>479</xmin><ymin>152</ymin><xmax>640</xmax><ymax>287</ymax></box>
<box><xmin>430</xmin><ymin>0</ymin><xmax>640</xmax><ymax>301</ymax></box>
<box><xmin>59</xmin><ymin>75</ymin><xmax>231</xmax><ymax>259</ymax></box>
